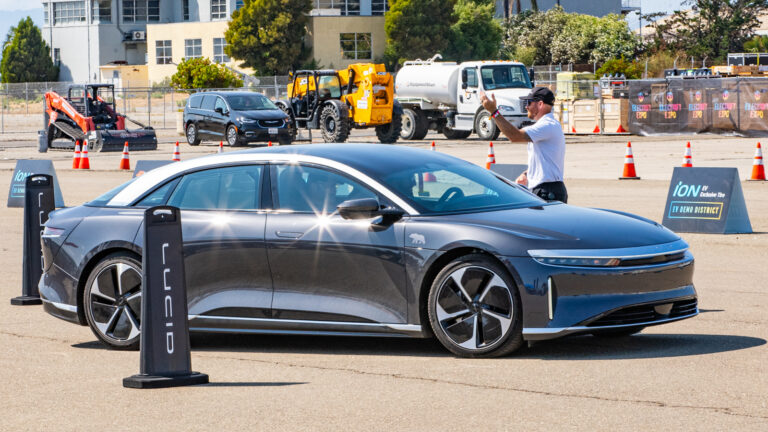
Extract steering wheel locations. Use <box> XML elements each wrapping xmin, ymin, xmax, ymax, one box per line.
<box><xmin>437</xmin><ymin>187</ymin><xmax>465</xmax><ymax>207</ymax></box>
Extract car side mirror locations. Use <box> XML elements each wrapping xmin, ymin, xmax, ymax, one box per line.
<box><xmin>528</xmin><ymin>67</ymin><xmax>535</xmax><ymax>85</ymax></box>
<box><xmin>215</xmin><ymin>107</ymin><xmax>225</xmax><ymax>114</ymax></box>
<box><xmin>338</xmin><ymin>198</ymin><xmax>380</xmax><ymax>220</ymax></box>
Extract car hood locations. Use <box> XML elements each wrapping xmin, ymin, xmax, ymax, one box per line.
<box><xmin>234</xmin><ymin>109</ymin><xmax>287</xmax><ymax>120</ymax></box>
<box><xmin>410</xmin><ymin>204</ymin><xmax>680</xmax><ymax>254</ymax></box>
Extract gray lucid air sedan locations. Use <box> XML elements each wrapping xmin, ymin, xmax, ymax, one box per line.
<box><xmin>39</xmin><ymin>145</ymin><xmax>697</xmax><ymax>357</ymax></box>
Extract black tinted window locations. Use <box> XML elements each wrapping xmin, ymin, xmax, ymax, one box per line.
<box><xmin>135</xmin><ymin>179</ymin><xmax>179</xmax><ymax>207</ymax></box>
<box><xmin>201</xmin><ymin>95</ymin><xmax>217</xmax><ymax>110</ymax></box>
<box><xmin>214</xmin><ymin>97</ymin><xmax>228</xmax><ymax>112</ymax></box>
<box><xmin>275</xmin><ymin>165</ymin><xmax>376</xmax><ymax>213</ymax></box>
<box><xmin>189</xmin><ymin>94</ymin><xmax>203</xmax><ymax>108</ymax></box>
<box><xmin>168</xmin><ymin>165</ymin><xmax>262</xmax><ymax>210</ymax></box>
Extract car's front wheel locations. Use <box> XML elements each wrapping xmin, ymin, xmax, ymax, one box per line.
<box><xmin>83</xmin><ymin>253</ymin><xmax>142</xmax><ymax>350</ymax></box>
<box><xmin>227</xmin><ymin>124</ymin><xmax>244</xmax><ymax>146</ymax></box>
<box><xmin>427</xmin><ymin>254</ymin><xmax>523</xmax><ymax>357</ymax></box>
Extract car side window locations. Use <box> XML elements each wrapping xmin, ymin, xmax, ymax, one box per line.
<box><xmin>214</xmin><ymin>97</ymin><xmax>228</xmax><ymax>113</ymax></box>
<box><xmin>466</xmin><ymin>69</ymin><xmax>478</xmax><ymax>88</ymax></box>
<box><xmin>189</xmin><ymin>94</ymin><xmax>203</xmax><ymax>108</ymax></box>
<box><xmin>201</xmin><ymin>95</ymin><xmax>216</xmax><ymax>111</ymax></box>
<box><xmin>167</xmin><ymin>165</ymin><xmax>263</xmax><ymax>210</ymax></box>
<box><xmin>135</xmin><ymin>178</ymin><xmax>179</xmax><ymax>207</ymax></box>
<box><xmin>274</xmin><ymin>164</ymin><xmax>377</xmax><ymax>213</ymax></box>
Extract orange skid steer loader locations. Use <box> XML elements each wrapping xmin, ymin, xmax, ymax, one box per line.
<box><xmin>43</xmin><ymin>84</ymin><xmax>157</xmax><ymax>152</ymax></box>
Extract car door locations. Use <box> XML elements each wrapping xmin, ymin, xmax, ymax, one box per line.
<box><xmin>458</xmin><ymin>66</ymin><xmax>479</xmax><ymax>115</ymax></box>
<box><xmin>265</xmin><ymin>163</ymin><xmax>408</xmax><ymax>324</ymax></box>
<box><xmin>198</xmin><ymin>94</ymin><xmax>217</xmax><ymax>137</ymax></box>
<box><xmin>164</xmin><ymin>164</ymin><xmax>272</xmax><ymax>319</ymax></box>
<box><xmin>211</xmin><ymin>96</ymin><xmax>229</xmax><ymax>137</ymax></box>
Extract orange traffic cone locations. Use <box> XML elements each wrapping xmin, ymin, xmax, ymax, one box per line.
<box><xmin>268</xmin><ymin>141</ymin><xmax>272</xmax><ymax>147</ymax></box>
<box><xmin>593</xmin><ymin>125</ymin><xmax>601</xmax><ymax>133</ymax></box>
<box><xmin>72</xmin><ymin>140</ymin><xmax>81</xmax><ymax>169</ymax></box>
<box><xmin>619</xmin><ymin>142</ymin><xmax>640</xmax><ymax>180</ymax></box>
<box><xmin>78</xmin><ymin>144</ymin><xmax>90</xmax><ymax>169</ymax></box>
<box><xmin>218</xmin><ymin>141</ymin><xmax>224</xmax><ymax>153</ymax></box>
<box><xmin>485</xmin><ymin>142</ymin><xmax>496</xmax><ymax>169</ymax></box>
<box><xmin>617</xmin><ymin>124</ymin><xmax>628</xmax><ymax>133</ymax></box>
<box><xmin>172</xmin><ymin>141</ymin><xmax>181</xmax><ymax>162</ymax></box>
<box><xmin>119</xmin><ymin>141</ymin><xmax>130</xmax><ymax>170</ymax></box>
<box><xmin>749</xmin><ymin>142</ymin><xmax>766</xmax><ymax>181</ymax></box>
<box><xmin>682</xmin><ymin>142</ymin><xmax>693</xmax><ymax>167</ymax></box>
<box><xmin>571</xmin><ymin>126</ymin><xmax>577</xmax><ymax>133</ymax></box>
<box><xmin>423</xmin><ymin>172</ymin><xmax>437</xmax><ymax>182</ymax></box>
<box><xmin>431</xmin><ymin>141</ymin><xmax>436</xmax><ymax>151</ymax></box>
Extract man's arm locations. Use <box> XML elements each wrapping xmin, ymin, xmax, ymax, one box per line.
<box><xmin>480</xmin><ymin>91</ymin><xmax>530</xmax><ymax>142</ymax></box>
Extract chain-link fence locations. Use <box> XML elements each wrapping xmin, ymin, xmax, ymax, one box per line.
<box><xmin>0</xmin><ymin>76</ymin><xmax>292</xmax><ymax>134</ymax></box>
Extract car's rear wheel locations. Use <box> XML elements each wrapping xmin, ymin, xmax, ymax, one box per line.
<box><xmin>186</xmin><ymin>123</ymin><xmax>201</xmax><ymax>146</ymax></box>
<box><xmin>427</xmin><ymin>254</ymin><xmax>523</xmax><ymax>357</ymax></box>
<box><xmin>83</xmin><ymin>253</ymin><xmax>142</xmax><ymax>350</ymax></box>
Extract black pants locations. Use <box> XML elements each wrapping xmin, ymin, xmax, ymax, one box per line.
<box><xmin>532</xmin><ymin>181</ymin><xmax>568</xmax><ymax>203</ymax></box>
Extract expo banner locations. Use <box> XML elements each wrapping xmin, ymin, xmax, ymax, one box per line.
<box><xmin>628</xmin><ymin>77</ymin><xmax>768</xmax><ymax>136</ymax></box>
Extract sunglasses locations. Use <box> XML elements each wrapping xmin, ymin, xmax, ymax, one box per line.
<box><xmin>525</xmin><ymin>99</ymin><xmax>541</xmax><ymax>107</ymax></box>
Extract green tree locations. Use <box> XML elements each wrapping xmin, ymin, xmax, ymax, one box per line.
<box><xmin>645</xmin><ymin>0</ymin><xmax>768</xmax><ymax>63</ymax></box>
<box><xmin>595</xmin><ymin>57</ymin><xmax>642</xmax><ymax>79</ymax></box>
<box><xmin>742</xmin><ymin>35</ymin><xmax>768</xmax><ymax>52</ymax></box>
<box><xmin>0</xmin><ymin>17</ymin><xmax>58</xmax><ymax>83</ymax></box>
<box><xmin>225</xmin><ymin>0</ymin><xmax>311</xmax><ymax>75</ymax></box>
<box><xmin>170</xmin><ymin>58</ymin><xmax>244</xmax><ymax>89</ymax></box>
<box><xmin>447</xmin><ymin>0</ymin><xmax>503</xmax><ymax>62</ymax></box>
<box><xmin>385</xmin><ymin>0</ymin><xmax>457</xmax><ymax>67</ymax></box>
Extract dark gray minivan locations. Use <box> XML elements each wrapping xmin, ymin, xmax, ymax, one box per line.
<box><xmin>184</xmin><ymin>91</ymin><xmax>294</xmax><ymax>146</ymax></box>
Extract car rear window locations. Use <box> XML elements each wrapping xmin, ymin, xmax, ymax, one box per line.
<box><xmin>201</xmin><ymin>95</ymin><xmax>216</xmax><ymax>110</ymax></box>
<box><xmin>189</xmin><ymin>94</ymin><xmax>203</xmax><ymax>108</ymax></box>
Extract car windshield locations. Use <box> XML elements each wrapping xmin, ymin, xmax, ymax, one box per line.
<box><xmin>225</xmin><ymin>94</ymin><xmax>278</xmax><ymax>111</ymax></box>
<box><xmin>86</xmin><ymin>178</ymin><xmax>138</xmax><ymax>207</ymax></box>
<box><xmin>383</xmin><ymin>162</ymin><xmax>543</xmax><ymax>214</ymax></box>
<box><xmin>481</xmin><ymin>65</ymin><xmax>531</xmax><ymax>90</ymax></box>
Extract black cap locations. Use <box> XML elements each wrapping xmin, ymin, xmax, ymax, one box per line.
<box><xmin>524</xmin><ymin>87</ymin><xmax>555</xmax><ymax>106</ymax></box>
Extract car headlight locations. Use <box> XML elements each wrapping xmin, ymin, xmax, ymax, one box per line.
<box><xmin>237</xmin><ymin>117</ymin><xmax>257</xmax><ymax>124</ymax></box>
<box><xmin>42</xmin><ymin>226</ymin><xmax>67</xmax><ymax>238</ymax></box>
<box><xmin>498</xmin><ymin>105</ymin><xmax>515</xmax><ymax>114</ymax></box>
<box><xmin>533</xmin><ymin>257</ymin><xmax>621</xmax><ymax>267</ymax></box>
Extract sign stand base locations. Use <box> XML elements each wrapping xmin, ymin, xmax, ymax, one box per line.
<box><xmin>10</xmin><ymin>295</ymin><xmax>42</xmax><ymax>306</ymax></box>
<box><xmin>123</xmin><ymin>372</ymin><xmax>209</xmax><ymax>389</ymax></box>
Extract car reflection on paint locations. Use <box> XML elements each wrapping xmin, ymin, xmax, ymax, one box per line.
<box><xmin>38</xmin><ymin>144</ymin><xmax>697</xmax><ymax>357</ymax></box>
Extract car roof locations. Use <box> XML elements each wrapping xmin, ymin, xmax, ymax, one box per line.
<box><xmin>192</xmin><ymin>91</ymin><xmax>267</xmax><ymax>97</ymax></box>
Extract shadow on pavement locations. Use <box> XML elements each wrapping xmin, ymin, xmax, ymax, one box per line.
<box><xmin>521</xmin><ymin>333</ymin><xmax>766</xmax><ymax>360</ymax></box>
<box><xmin>201</xmin><ymin>382</ymin><xmax>306</xmax><ymax>387</ymax></box>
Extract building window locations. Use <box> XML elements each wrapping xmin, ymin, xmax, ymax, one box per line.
<box><xmin>235</xmin><ymin>0</ymin><xmax>244</xmax><ymax>10</ymax></box>
<box><xmin>92</xmin><ymin>1</ymin><xmax>112</xmax><ymax>23</ymax></box>
<box><xmin>53</xmin><ymin>48</ymin><xmax>61</xmax><ymax>65</ymax></box>
<box><xmin>211</xmin><ymin>0</ymin><xmax>227</xmax><ymax>19</ymax></box>
<box><xmin>183</xmin><ymin>0</ymin><xmax>189</xmax><ymax>20</ymax></box>
<box><xmin>156</xmin><ymin>40</ymin><xmax>172</xmax><ymax>64</ymax></box>
<box><xmin>185</xmin><ymin>39</ymin><xmax>202</xmax><ymax>59</ymax></box>
<box><xmin>371</xmin><ymin>0</ymin><xmax>388</xmax><ymax>15</ymax></box>
<box><xmin>213</xmin><ymin>38</ymin><xmax>230</xmax><ymax>63</ymax></box>
<box><xmin>123</xmin><ymin>0</ymin><xmax>160</xmax><ymax>23</ymax></box>
<box><xmin>44</xmin><ymin>5</ymin><xmax>49</xmax><ymax>25</ymax></box>
<box><xmin>314</xmin><ymin>1</ymin><xmax>360</xmax><ymax>16</ymax></box>
<box><xmin>54</xmin><ymin>2</ymin><xmax>87</xmax><ymax>25</ymax></box>
<box><xmin>340</xmin><ymin>33</ymin><xmax>371</xmax><ymax>60</ymax></box>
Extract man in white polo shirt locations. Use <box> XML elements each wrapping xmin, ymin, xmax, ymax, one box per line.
<box><xmin>480</xmin><ymin>87</ymin><xmax>567</xmax><ymax>203</ymax></box>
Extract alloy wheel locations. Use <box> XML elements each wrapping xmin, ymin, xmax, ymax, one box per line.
<box><xmin>227</xmin><ymin>126</ymin><xmax>238</xmax><ymax>146</ymax></box>
<box><xmin>87</xmin><ymin>261</ymin><xmax>142</xmax><ymax>344</ymax></box>
<box><xmin>434</xmin><ymin>266</ymin><xmax>513</xmax><ymax>350</ymax></box>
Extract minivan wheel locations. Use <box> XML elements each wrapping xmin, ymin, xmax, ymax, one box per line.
<box><xmin>186</xmin><ymin>123</ymin><xmax>201</xmax><ymax>146</ymax></box>
<box><xmin>227</xmin><ymin>125</ymin><xmax>244</xmax><ymax>146</ymax></box>
<box><xmin>427</xmin><ymin>254</ymin><xmax>523</xmax><ymax>358</ymax></box>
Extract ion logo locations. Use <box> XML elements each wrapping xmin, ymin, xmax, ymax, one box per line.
<box><xmin>672</xmin><ymin>181</ymin><xmax>702</xmax><ymax>198</ymax></box>
<box><xmin>161</xmin><ymin>242</ymin><xmax>174</xmax><ymax>354</ymax></box>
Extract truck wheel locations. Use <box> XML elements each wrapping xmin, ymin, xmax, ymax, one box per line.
<box><xmin>375</xmin><ymin>113</ymin><xmax>402</xmax><ymax>144</ymax></box>
<box><xmin>320</xmin><ymin>105</ymin><xmax>350</xmax><ymax>143</ymax></box>
<box><xmin>443</xmin><ymin>127</ymin><xmax>471</xmax><ymax>140</ymax></box>
<box><xmin>186</xmin><ymin>123</ymin><xmax>201</xmax><ymax>146</ymax></box>
<box><xmin>401</xmin><ymin>108</ymin><xmax>429</xmax><ymax>140</ymax></box>
<box><xmin>475</xmin><ymin>110</ymin><xmax>501</xmax><ymax>141</ymax></box>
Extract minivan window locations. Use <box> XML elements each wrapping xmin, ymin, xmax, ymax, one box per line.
<box><xmin>201</xmin><ymin>95</ymin><xmax>217</xmax><ymax>110</ymax></box>
<box><xmin>225</xmin><ymin>94</ymin><xmax>278</xmax><ymax>110</ymax></box>
<box><xmin>214</xmin><ymin>97</ymin><xmax>228</xmax><ymax>113</ymax></box>
<box><xmin>189</xmin><ymin>94</ymin><xmax>203</xmax><ymax>108</ymax></box>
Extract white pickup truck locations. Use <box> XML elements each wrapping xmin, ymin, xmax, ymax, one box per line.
<box><xmin>395</xmin><ymin>56</ymin><xmax>534</xmax><ymax>140</ymax></box>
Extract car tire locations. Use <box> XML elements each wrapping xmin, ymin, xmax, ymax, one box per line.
<box><xmin>400</xmin><ymin>108</ymin><xmax>429</xmax><ymax>140</ymax></box>
<box><xmin>186</xmin><ymin>122</ymin><xmax>201</xmax><ymax>146</ymax></box>
<box><xmin>475</xmin><ymin>110</ymin><xmax>501</xmax><ymax>141</ymax></box>
<box><xmin>591</xmin><ymin>326</ymin><xmax>645</xmax><ymax>338</ymax></box>
<box><xmin>442</xmin><ymin>127</ymin><xmax>471</xmax><ymax>140</ymax></box>
<box><xmin>226</xmin><ymin>124</ymin><xmax>244</xmax><ymax>147</ymax></box>
<box><xmin>83</xmin><ymin>252</ymin><xmax>142</xmax><ymax>350</ymax></box>
<box><xmin>319</xmin><ymin>104</ymin><xmax>350</xmax><ymax>143</ymax></box>
<box><xmin>278</xmin><ymin>135</ymin><xmax>293</xmax><ymax>145</ymax></box>
<box><xmin>375</xmin><ymin>112</ymin><xmax>402</xmax><ymax>144</ymax></box>
<box><xmin>427</xmin><ymin>254</ymin><xmax>523</xmax><ymax>358</ymax></box>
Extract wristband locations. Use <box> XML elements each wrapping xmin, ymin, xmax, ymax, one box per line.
<box><xmin>491</xmin><ymin>109</ymin><xmax>501</xmax><ymax>119</ymax></box>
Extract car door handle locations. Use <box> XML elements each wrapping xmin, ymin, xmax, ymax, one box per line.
<box><xmin>275</xmin><ymin>231</ymin><xmax>303</xmax><ymax>239</ymax></box>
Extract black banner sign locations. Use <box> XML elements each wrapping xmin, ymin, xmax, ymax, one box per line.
<box><xmin>7</xmin><ymin>160</ymin><xmax>64</xmax><ymax>208</ymax></box>
<box><xmin>662</xmin><ymin>167</ymin><xmax>752</xmax><ymax>234</ymax></box>
<box><xmin>11</xmin><ymin>175</ymin><xmax>55</xmax><ymax>305</ymax></box>
<box><xmin>123</xmin><ymin>206</ymin><xmax>208</xmax><ymax>389</ymax></box>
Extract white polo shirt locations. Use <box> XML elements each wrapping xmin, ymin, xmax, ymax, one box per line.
<box><xmin>521</xmin><ymin>112</ymin><xmax>565</xmax><ymax>189</ymax></box>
